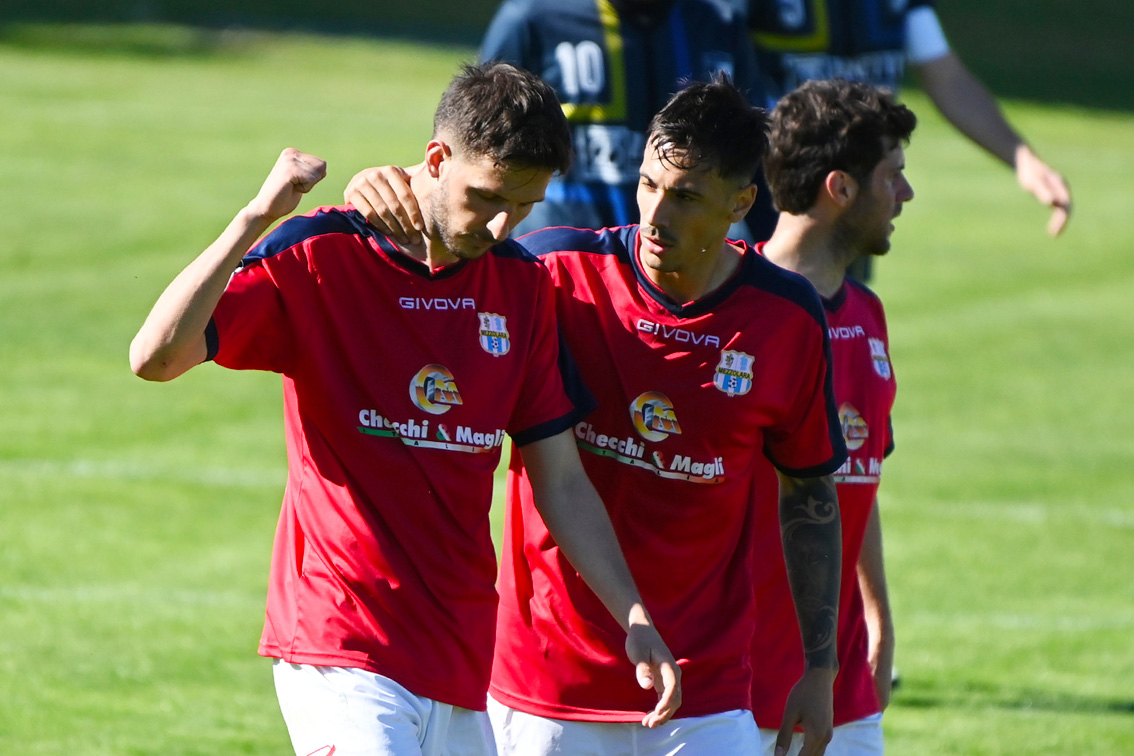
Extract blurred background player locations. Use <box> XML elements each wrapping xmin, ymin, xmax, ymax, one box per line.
<box><xmin>130</xmin><ymin>62</ymin><xmax>679</xmax><ymax>756</ymax></box>
<box><xmin>480</xmin><ymin>0</ymin><xmax>761</xmax><ymax>238</ymax></box>
<box><xmin>745</xmin><ymin>0</ymin><xmax>1072</xmax><ymax>278</ymax></box>
<box><xmin>345</xmin><ymin>74</ymin><xmax>846</xmax><ymax>756</ymax></box>
<box><xmin>751</xmin><ymin>78</ymin><xmax>915</xmax><ymax>755</ymax></box>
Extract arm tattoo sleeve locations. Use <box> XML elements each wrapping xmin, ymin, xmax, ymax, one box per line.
<box><xmin>778</xmin><ymin>472</ymin><xmax>841</xmax><ymax>671</ymax></box>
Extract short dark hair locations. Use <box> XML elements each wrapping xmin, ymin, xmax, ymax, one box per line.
<box><xmin>765</xmin><ymin>78</ymin><xmax>917</xmax><ymax>213</ymax></box>
<box><xmin>646</xmin><ymin>73</ymin><xmax>769</xmax><ymax>185</ymax></box>
<box><xmin>434</xmin><ymin>62</ymin><xmax>572</xmax><ymax>175</ymax></box>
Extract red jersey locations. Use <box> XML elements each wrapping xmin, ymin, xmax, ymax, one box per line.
<box><xmin>208</xmin><ymin>206</ymin><xmax>583</xmax><ymax>711</ymax></box>
<box><xmin>490</xmin><ymin>226</ymin><xmax>846</xmax><ymax>721</ymax></box>
<box><xmin>749</xmin><ymin>269</ymin><xmax>896</xmax><ymax>727</ymax></box>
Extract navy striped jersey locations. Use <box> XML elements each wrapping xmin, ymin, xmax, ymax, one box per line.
<box><xmin>748</xmin><ymin>0</ymin><xmax>937</xmax><ymax>103</ymax></box>
<box><xmin>481</xmin><ymin>0</ymin><xmax>760</xmax><ymax>233</ymax></box>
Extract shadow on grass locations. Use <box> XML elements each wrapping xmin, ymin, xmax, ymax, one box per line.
<box><xmin>0</xmin><ymin>22</ymin><xmax>242</xmax><ymax>58</ymax></box>
<box><xmin>4</xmin><ymin>4</ymin><xmax>1133</xmax><ymax>112</ymax></box>
<box><xmin>0</xmin><ymin>19</ymin><xmax>480</xmax><ymax>61</ymax></box>
<box><xmin>938</xmin><ymin>1</ymin><xmax>1134</xmax><ymax>114</ymax></box>
<box><xmin>895</xmin><ymin>681</ymin><xmax>1134</xmax><ymax>717</ymax></box>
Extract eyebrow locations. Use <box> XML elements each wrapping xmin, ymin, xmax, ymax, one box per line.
<box><xmin>639</xmin><ymin>172</ymin><xmax>705</xmax><ymax>196</ymax></box>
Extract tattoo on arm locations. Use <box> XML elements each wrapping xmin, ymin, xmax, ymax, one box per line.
<box><xmin>778</xmin><ymin>472</ymin><xmax>841</xmax><ymax>670</ymax></box>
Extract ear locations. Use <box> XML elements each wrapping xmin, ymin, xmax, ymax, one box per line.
<box><xmin>823</xmin><ymin>170</ymin><xmax>858</xmax><ymax>209</ymax></box>
<box><xmin>730</xmin><ymin>182</ymin><xmax>758</xmax><ymax>222</ymax></box>
<box><xmin>424</xmin><ymin>139</ymin><xmax>451</xmax><ymax>178</ymax></box>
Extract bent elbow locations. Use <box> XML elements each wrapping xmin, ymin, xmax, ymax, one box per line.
<box><xmin>129</xmin><ymin>338</ymin><xmax>180</xmax><ymax>382</ymax></box>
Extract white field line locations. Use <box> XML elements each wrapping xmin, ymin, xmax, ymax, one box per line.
<box><xmin>0</xmin><ymin>458</ymin><xmax>286</xmax><ymax>489</ymax></box>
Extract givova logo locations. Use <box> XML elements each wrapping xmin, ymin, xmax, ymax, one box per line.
<box><xmin>410</xmin><ymin>364</ymin><xmax>463</xmax><ymax>415</ymax></box>
<box><xmin>629</xmin><ymin>391</ymin><xmax>682</xmax><ymax>442</ymax></box>
<box><xmin>839</xmin><ymin>402</ymin><xmax>869</xmax><ymax>451</ymax></box>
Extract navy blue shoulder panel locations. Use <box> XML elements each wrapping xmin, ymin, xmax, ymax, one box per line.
<box><xmin>845</xmin><ymin>275</ymin><xmax>880</xmax><ymax>301</ymax></box>
<box><xmin>486</xmin><ymin>237</ymin><xmax>541</xmax><ymax>263</ymax></box>
<box><xmin>738</xmin><ymin>250</ymin><xmax>828</xmax><ymax>329</ymax></box>
<box><xmin>240</xmin><ymin>207</ymin><xmax>379</xmax><ymax>267</ymax></box>
<box><xmin>515</xmin><ymin>225</ymin><xmax>635</xmax><ymax>263</ymax></box>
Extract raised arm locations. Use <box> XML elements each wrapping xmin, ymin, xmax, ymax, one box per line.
<box><xmin>775</xmin><ymin>471</ymin><xmax>841</xmax><ymax>756</ymax></box>
<box><xmin>520</xmin><ymin>429</ymin><xmax>682</xmax><ymax>727</ymax></box>
<box><xmin>857</xmin><ymin>496</ymin><xmax>895</xmax><ymax>710</ymax></box>
<box><xmin>913</xmin><ymin>52</ymin><xmax>1072</xmax><ymax>236</ymax></box>
<box><xmin>130</xmin><ymin>148</ymin><xmax>327</xmax><ymax>381</ymax></box>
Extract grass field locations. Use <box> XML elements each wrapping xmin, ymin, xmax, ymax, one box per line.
<box><xmin>1</xmin><ymin>24</ymin><xmax>1132</xmax><ymax>755</ymax></box>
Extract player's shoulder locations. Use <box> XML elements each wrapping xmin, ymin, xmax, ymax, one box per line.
<box><xmin>482</xmin><ymin>239</ymin><xmax>565</xmax><ymax>295</ymax></box>
<box><xmin>844</xmin><ymin>276</ymin><xmax>888</xmax><ymax>315</ymax></box>
<box><xmin>492</xmin><ymin>0</ymin><xmax>586</xmax><ymax>21</ymax></box>
<box><xmin>486</xmin><ymin>237</ymin><xmax>543</xmax><ymax>265</ymax></box>
<box><xmin>738</xmin><ymin>247</ymin><xmax>828</xmax><ymax>328</ymax></box>
<box><xmin>516</xmin><ymin>225</ymin><xmax>636</xmax><ymax>262</ymax></box>
<box><xmin>242</xmin><ymin>205</ymin><xmax>374</xmax><ymax>267</ymax></box>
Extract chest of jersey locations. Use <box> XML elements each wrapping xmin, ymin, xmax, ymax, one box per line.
<box><xmin>826</xmin><ymin>288</ymin><xmax>896</xmax><ymax>485</ymax></box>
<box><xmin>221</xmin><ymin>223</ymin><xmax>565</xmax><ymax>471</ymax></box>
<box><xmin>549</xmin><ymin>251</ymin><xmax>822</xmax><ymax>490</ymax></box>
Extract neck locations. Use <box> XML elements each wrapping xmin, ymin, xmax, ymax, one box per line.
<box><xmin>644</xmin><ymin>239</ymin><xmax>742</xmax><ymax>304</ymax></box>
<box><xmin>405</xmin><ymin>171</ymin><xmax>460</xmax><ymax>271</ymax></box>
<box><xmin>761</xmin><ymin>212</ymin><xmax>855</xmax><ymax>299</ymax></box>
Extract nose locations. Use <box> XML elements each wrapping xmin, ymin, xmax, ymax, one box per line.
<box><xmin>639</xmin><ymin>192</ymin><xmax>667</xmax><ymax>230</ymax></box>
<box><xmin>486</xmin><ymin>210</ymin><xmax>512</xmax><ymax>242</ymax></box>
<box><xmin>898</xmin><ymin>175</ymin><xmax>914</xmax><ymax>203</ymax></box>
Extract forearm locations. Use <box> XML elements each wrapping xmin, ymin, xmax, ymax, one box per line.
<box><xmin>523</xmin><ymin>430</ymin><xmax>681</xmax><ymax>722</ymax></box>
<box><xmin>915</xmin><ymin>52</ymin><xmax>1023</xmax><ymax>167</ymax></box>
<box><xmin>778</xmin><ymin>472</ymin><xmax>842</xmax><ymax>671</ymax></box>
<box><xmin>858</xmin><ymin>498</ymin><xmax>894</xmax><ymax>645</ymax></box>
<box><xmin>130</xmin><ymin>207</ymin><xmax>273</xmax><ymax>381</ymax></box>
<box><xmin>858</xmin><ymin>498</ymin><xmax>895</xmax><ymax>705</ymax></box>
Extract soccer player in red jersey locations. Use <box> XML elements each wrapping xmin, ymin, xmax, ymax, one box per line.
<box><xmin>129</xmin><ymin>62</ymin><xmax>679</xmax><ymax>756</ymax></box>
<box><xmin>752</xmin><ymin>78</ymin><xmax>917</xmax><ymax>756</ymax></box>
<box><xmin>345</xmin><ymin>74</ymin><xmax>846</xmax><ymax>756</ymax></box>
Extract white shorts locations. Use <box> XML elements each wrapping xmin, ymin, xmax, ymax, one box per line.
<box><xmin>273</xmin><ymin>661</ymin><xmax>496</xmax><ymax>756</ymax></box>
<box><xmin>488</xmin><ymin>696</ymin><xmax>759</xmax><ymax>755</ymax></box>
<box><xmin>758</xmin><ymin>713</ymin><xmax>884</xmax><ymax>756</ymax></box>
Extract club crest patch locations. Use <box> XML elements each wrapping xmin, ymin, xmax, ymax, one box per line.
<box><xmin>713</xmin><ymin>350</ymin><xmax>755</xmax><ymax>396</ymax></box>
<box><xmin>868</xmin><ymin>338</ymin><xmax>892</xmax><ymax>379</ymax></box>
<box><xmin>478</xmin><ymin>312</ymin><xmax>510</xmax><ymax>356</ymax></box>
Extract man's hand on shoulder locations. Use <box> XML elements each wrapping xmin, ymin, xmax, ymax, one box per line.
<box><xmin>344</xmin><ymin>164</ymin><xmax>424</xmax><ymax>245</ymax></box>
